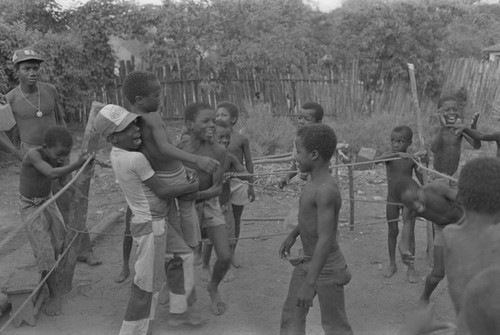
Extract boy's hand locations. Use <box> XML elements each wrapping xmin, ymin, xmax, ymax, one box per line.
<box><xmin>436</xmin><ymin>110</ymin><xmax>447</xmax><ymax>127</ymax></box>
<box><xmin>195</xmin><ymin>156</ymin><xmax>219</xmax><ymax>174</ymax></box>
<box><xmin>279</xmin><ymin>235</ymin><xmax>296</xmax><ymax>259</ymax></box>
<box><xmin>77</xmin><ymin>152</ymin><xmax>95</xmax><ymax>167</ymax></box>
<box><xmin>470</xmin><ymin>112</ymin><xmax>480</xmax><ymax>129</ymax></box>
<box><xmin>247</xmin><ymin>186</ymin><xmax>255</xmax><ymax>202</ymax></box>
<box><xmin>223</xmin><ymin>171</ymin><xmax>236</xmax><ymax>181</ymax></box>
<box><xmin>296</xmin><ymin>283</ymin><xmax>315</xmax><ymax>308</ymax></box>
<box><xmin>278</xmin><ymin>177</ymin><xmax>288</xmax><ymax>189</ymax></box>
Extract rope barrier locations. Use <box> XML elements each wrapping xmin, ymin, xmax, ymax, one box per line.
<box><xmin>413</xmin><ymin>159</ymin><xmax>458</xmax><ymax>183</ymax></box>
<box><xmin>0</xmin><ymin>155</ymin><xmax>94</xmax><ymax>253</ymax></box>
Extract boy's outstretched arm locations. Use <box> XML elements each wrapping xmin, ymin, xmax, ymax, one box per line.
<box><xmin>242</xmin><ymin>137</ymin><xmax>255</xmax><ymax>201</ymax></box>
<box><xmin>279</xmin><ymin>160</ymin><xmax>298</xmax><ymax>189</ymax></box>
<box><xmin>296</xmin><ymin>185</ymin><xmax>339</xmax><ymax>309</ymax></box>
<box><xmin>144</xmin><ymin>174</ymin><xmax>199</xmax><ymax>199</ymax></box>
<box><xmin>146</xmin><ymin>116</ymin><xmax>219</xmax><ymax>173</ymax></box>
<box><xmin>29</xmin><ymin>150</ymin><xmax>92</xmax><ymax>179</ymax></box>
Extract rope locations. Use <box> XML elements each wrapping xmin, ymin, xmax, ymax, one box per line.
<box><xmin>413</xmin><ymin>159</ymin><xmax>458</xmax><ymax>183</ymax></box>
<box><xmin>0</xmin><ymin>155</ymin><xmax>94</xmax><ymax>253</ymax></box>
<box><xmin>0</xmin><ymin>233</ymin><xmax>79</xmax><ymax>334</ymax></box>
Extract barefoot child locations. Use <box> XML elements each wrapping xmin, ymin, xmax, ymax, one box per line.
<box><xmin>374</xmin><ymin>126</ymin><xmax>423</xmax><ymax>282</ymax></box>
<box><xmin>216</xmin><ymin>101</ymin><xmax>254</xmax><ymax>268</ymax></box>
<box><xmin>183</xmin><ymin>102</ymin><xmax>232</xmax><ymax>315</ymax></box>
<box><xmin>93</xmin><ymin>105</ymin><xmax>199</xmax><ymax>334</ymax></box>
<box><xmin>19</xmin><ymin>125</ymin><xmax>90</xmax><ymax>316</ymax></box>
<box><xmin>393</xmin><ymin>177</ymin><xmax>463</xmax><ymax>303</ymax></box>
<box><xmin>201</xmin><ymin>119</ymin><xmax>248</xmax><ymax>283</ymax></box>
<box><xmin>279</xmin><ymin>123</ymin><xmax>353</xmax><ymax>335</ymax></box>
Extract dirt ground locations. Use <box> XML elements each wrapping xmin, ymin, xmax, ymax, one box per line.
<box><xmin>0</xmin><ymin>125</ymin><xmax>459</xmax><ymax>335</ymax></box>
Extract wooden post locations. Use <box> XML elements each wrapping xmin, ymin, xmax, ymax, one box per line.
<box><xmin>58</xmin><ymin>102</ymin><xmax>104</xmax><ymax>294</ymax></box>
<box><xmin>408</xmin><ymin>63</ymin><xmax>433</xmax><ymax>266</ymax></box>
<box><xmin>348</xmin><ymin>152</ymin><xmax>355</xmax><ymax>231</ymax></box>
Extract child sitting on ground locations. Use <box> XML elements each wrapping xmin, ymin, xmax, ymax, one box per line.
<box><xmin>182</xmin><ymin>102</ymin><xmax>232</xmax><ymax>316</ymax></box>
<box><xmin>19</xmin><ymin>125</ymin><xmax>91</xmax><ymax>316</ymax></box>
<box><xmin>201</xmin><ymin>119</ymin><xmax>248</xmax><ymax>283</ymax></box>
<box><xmin>374</xmin><ymin>125</ymin><xmax>423</xmax><ymax>282</ymax></box>
<box><xmin>279</xmin><ymin>123</ymin><xmax>353</xmax><ymax>335</ymax></box>
<box><xmin>216</xmin><ymin>101</ymin><xmax>254</xmax><ymax>268</ymax></box>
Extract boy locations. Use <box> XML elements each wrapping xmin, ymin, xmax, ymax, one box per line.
<box><xmin>279</xmin><ymin>123</ymin><xmax>353</xmax><ymax>335</ymax></box>
<box><xmin>216</xmin><ymin>101</ymin><xmax>254</xmax><ymax>268</ymax></box>
<box><xmin>93</xmin><ymin>105</ymin><xmax>199</xmax><ymax>334</ymax></box>
<box><xmin>183</xmin><ymin>102</ymin><xmax>232</xmax><ymax>315</ymax></box>
<box><xmin>278</xmin><ymin>102</ymin><xmax>324</xmax><ymax>189</ymax></box>
<box><xmin>430</xmin><ymin>95</ymin><xmax>480</xmax><ymax>186</ymax></box>
<box><xmin>453</xmin><ymin>123</ymin><xmax>500</xmax><ymax>157</ymax></box>
<box><xmin>201</xmin><ymin>119</ymin><xmax>248</xmax><ymax>283</ymax></box>
<box><xmin>392</xmin><ymin>177</ymin><xmax>463</xmax><ymax>304</ymax></box>
<box><xmin>374</xmin><ymin>126</ymin><xmax>423</xmax><ymax>282</ymax></box>
<box><xmin>19</xmin><ymin>125</ymin><xmax>90</xmax><ymax>316</ymax></box>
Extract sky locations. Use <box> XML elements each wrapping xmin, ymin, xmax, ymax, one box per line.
<box><xmin>59</xmin><ymin>0</ymin><xmax>343</xmax><ymax>13</ymax></box>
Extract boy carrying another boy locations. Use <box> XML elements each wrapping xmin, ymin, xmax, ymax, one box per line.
<box><xmin>215</xmin><ymin>101</ymin><xmax>254</xmax><ymax>268</ymax></box>
<box><xmin>93</xmin><ymin>105</ymin><xmax>200</xmax><ymax>334</ymax></box>
<box><xmin>374</xmin><ymin>126</ymin><xmax>423</xmax><ymax>282</ymax></box>
<box><xmin>182</xmin><ymin>102</ymin><xmax>232</xmax><ymax>316</ymax></box>
<box><xmin>279</xmin><ymin>123</ymin><xmax>353</xmax><ymax>335</ymax></box>
<box><xmin>19</xmin><ymin>125</ymin><xmax>91</xmax><ymax>316</ymax></box>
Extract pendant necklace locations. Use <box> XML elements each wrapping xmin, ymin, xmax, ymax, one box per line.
<box><xmin>18</xmin><ymin>84</ymin><xmax>43</xmax><ymax>118</ymax></box>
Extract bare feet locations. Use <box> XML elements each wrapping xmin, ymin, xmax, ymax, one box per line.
<box><xmin>207</xmin><ymin>284</ymin><xmax>226</xmax><ymax>315</ymax></box>
<box><xmin>231</xmin><ymin>256</ymin><xmax>241</xmax><ymax>268</ymax></box>
<box><xmin>167</xmin><ymin>311</ymin><xmax>207</xmax><ymax>327</ymax></box>
<box><xmin>406</xmin><ymin>267</ymin><xmax>420</xmax><ymax>283</ymax></box>
<box><xmin>223</xmin><ymin>268</ymin><xmax>235</xmax><ymax>283</ymax></box>
<box><xmin>201</xmin><ymin>267</ymin><xmax>212</xmax><ymax>282</ymax></box>
<box><xmin>382</xmin><ymin>263</ymin><xmax>397</xmax><ymax>278</ymax></box>
<box><xmin>78</xmin><ymin>253</ymin><xmax>102</xmax><ymax>266</ymax></box>
<box><xmin>44</xmin><ymin>295</ymin><xmax>62</xmax><ymax>316</ymax></box>
<box><xmin>159</xmin><ymin>282</ymin><xmax>170</xmax><ymax>305</ymax></box>
<box><xmin>115</xmin><ymin>267</ymin><xmax>130</xmax><ymax>283</ymax></box>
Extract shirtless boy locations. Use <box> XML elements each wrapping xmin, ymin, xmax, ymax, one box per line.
<box><xmin>201</xmin><ymin>119</ymin><xmax>248</xmax><ymax>283</ymax></box>
<box><xmin>93</xmin><ymin>105</ymin><xmax>199</xmax><ymax>334</ymax></box>
<box><xmin>183</xmin><ymin>102</ymin><xmax>232</xmax><ymax>315</ymax></box>
<box><xmin>216</xmin><ymin>101</ymin><xmax>254</xmax><ymax>267</ymax></box>
<box><xmin>279</xmin><ymin>123</ymin><xmax>353</xmax><ymax>335</ymax></box>
<box><xmin>19</xmin><ymin>126</ymin><xmax>90</xmax><ymax>316</ymax></box>
<box><xmin>393</xmin><ymin>177</ymin><xmax>463</xmax><ymax>303</ymax></box>
<box><xmin>374</xmin><ymin>126</ymin><xmax>423</xmax><ymax>282</ymax></box>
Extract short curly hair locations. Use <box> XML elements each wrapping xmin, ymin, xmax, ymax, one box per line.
<box><xmin>458</xmin><ymin>157</ymin><xmax>500</xmax><ymax>214</ymax></box>
<box><xmin>216</xmin><ymin>101</ymin><xmax>239</xmax><ymax>124</ymax></box>
<box><xmin>44</xmin><ymin>126</ymin><xmax>73</xmax><ymax>148</ymax></box>
<box><xmin>184</xmin><ymin>102</ymin><xmax>213</xmax><ymax>122</ymax></box>
<box><xmin>122</xmin><ymin>71</ymin><xmax>158</xmax><ymax>104</ymax></box>
<box><xmin>301</xmin><ymin>102</ymin><xmax>324</xmax><ymax>122</ymax></box>
<box><xmin>392</xmin><ymin>125</ymin><xmax>413</xmax><ymax>141</ymax></box>
<box><xmin>296</xmin><ymin>123</ymin><xmax>336</xmax><ymax>161</ymax></box>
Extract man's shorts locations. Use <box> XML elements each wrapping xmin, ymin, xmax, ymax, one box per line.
<box><xmin>195</xmin><ymin>197</ymin><xmax>225</xmax><ymax>229</ymax></box>
<box><xmin>20</xmin><ymin>194</ymin><xmax>66</xmax><ymax>273</ymax></box>
<box><xmin>205</xmin><ymin>202</ymin><xmax>235</xmax><ymax>246</ymax></box>
<box><xmin>230</xmin><ymin>178</ymin><xmax>248</xmax><ymax>206</ymax></box>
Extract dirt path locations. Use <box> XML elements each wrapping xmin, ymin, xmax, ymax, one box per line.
<box><xmin>0</xmin><ymin>135</ymin><xmax>457</xmax><ymax>334</ymax></box>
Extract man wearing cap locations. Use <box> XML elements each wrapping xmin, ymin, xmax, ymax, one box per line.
<box><xmin>94</xmin><ymin>104</ymin><xmax>200</xmax><ymax>335</ymax></box>
<box><xmin>1</xmin><ymin>48</ymin><xmax>101</xmax><ymax>266</ymax></box>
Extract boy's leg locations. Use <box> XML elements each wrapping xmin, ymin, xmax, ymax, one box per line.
<box><xmin>383</xmin><ymin>203</ymin><xmax>399</xmax><ymax>278</ymax></box>
<box><xmin>420</xmin><ymin>226</ymin><xmax>445</xmax><ymax>304</ymax></box>
<box><xmin>316</xmin><ymin>280</ymin><xmax>353</xmax><ymax>335</ymax></box>
<box><xmin>205</xmin><ymin>225</ymin><xmax>231</xmax><ymax>315</ymax></box>
<box><xmin>116</xmin><ymin>207</ymin><xmax>133</xmax><ymax>283</ymax></box>
<box><xmin>280</xmin><ymin>266</ymin><xmax>309</xmax><ymax>335</ymax></box>
<box><xmin>119</xmin><ymin>283</ymin><xmax>153</xmax><ymax>335</ymax></box>
<box><xmin>201</xmin><ymin>242</ymin><xmax>213</xmax><ymax>282</ymax></box>
<box><xmin>231</xmin><ymin>204</ymin><xmax>244</xmax><ymax>267</ymax></box>
<box><xmin>398</xmin><ymin>215</ymin><xmax>418</xmax><ymax>283</ymax></box>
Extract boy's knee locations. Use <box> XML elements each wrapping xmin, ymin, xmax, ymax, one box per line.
<box><xmin>427</xmin><ymin>272</ymin><xmax>445</xmax><ymax>284</ymax></box>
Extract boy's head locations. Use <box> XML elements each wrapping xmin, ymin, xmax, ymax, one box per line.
<box><xmin>185</xmin><ymin>102</ymin><xmax>216</xmax><ymax>142</ymax></box>
<box><xmin>13</xmin><ymin>48</ymin><xmax>44</xmax><ymax>85</ymax></box>
<box><xmin>123</xmin><ymin>71</ymin><xmax>161</xmax><ymax>112</ymax></box>
<box><xmin>42</xmin><ymin>126</ymin><xmax>73</xmax><ymax>165</ymax></box>
<box><xmin>390</xmin><ymin>126</ymin><xmax>412</xmax><ymax>153</ymax></box>
<box><xmin>462</xmin><ymin>267</ymin><xmax>500</xmax><ymax>335</ymax></box>
<box><xmin>214</xmin><ymin>119</ymin><xmax>231</xmax><ymax>148</ymax></box>
<box><xmin>216</xmin><ymin>101</ymin><xmax>238</xmax><ymax>127</ymax></box>
<box><xmin>437</xmin><ymin>95</ymin><xmax>460</xmax><ymax>125</ymax></box>
<box><xmin>294</xmin><ymin>123</ymin><xmax>336</xmax><ymax>172</ymax></box>
<box><xmin>297</xmin><ymin>102</ymin><xmax>324</xmax><ymax>127</ymax></box>
<box><xmin>458</xmin><ymin>157</ymin><xmax>500</xmax><ymax>215</ymax></box>
<box><xmin>94</xmin><ymin>104</ymin><xmax>141</xmax><ymax>150</ymax></box>
<box><xmin>393</xmin><ymin>177</ymin><xmax>424</xmax><ymax>212</ymax></box>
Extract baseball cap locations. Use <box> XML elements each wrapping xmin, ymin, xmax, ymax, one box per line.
<box><xmin>12</xmin><ymin>48</ymin><xmax>44</xmax><ymax>65</ymax></box>
<box><xmin>93</xmin><ymin>104</ymin><xmax>139</xmax><ymax>138</ymax></box>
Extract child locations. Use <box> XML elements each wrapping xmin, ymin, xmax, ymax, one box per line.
<box><xmin>183</xmin><ymin>102</ymin><xmax>232</xmax><ymax>315</ymax></box>
<box><xmin>374</xmin><ymin>126</ymin><xmax>423</xmax><ymax>282</ymax></box>
<box><xmin>430</xmin><ymin>95</ymin><xmax>480</xmax><ymax>186</ymax></box>
<box><xmin>453</xmin><ymin>122</ymin><xmax>500</xmax><ymax>157</ymax></box>
<box><xmin>201</xmin><ymin>119</ymin><xmax>248</xmax><ymax>283</ymax></box>
<box><xmin>215</xmin><ymin>101</ymin><xmax>254</xmax><ymax>268</ymax></box>
<box><xmin>279</xmin><ymin>123</ymin><xmax>353</xmax><ymax>335</ymax></box>
<box><xmin>19</xmin><ymin>125</ymin><xmax>90</xmax><ymax>316</ymax></box>
<box><xmin>278</xmin><ymin>102</ymin><xmax>324</xmax><ymax>189</ymax></box>
<box><xmin>93</xmin><ymin>105</ymin><xmax>199</xmax><ymax>334</ymax></box>
<box><xmin>392</xmin><ymin>177</ymin><xmax>463</xmax><ymax>304</ymax></box>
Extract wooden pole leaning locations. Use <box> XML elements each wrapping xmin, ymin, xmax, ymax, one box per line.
<box><xmin>58</xmin><ymin>101</ymin><xmax>105</xmax><ymax>294</ymax></box>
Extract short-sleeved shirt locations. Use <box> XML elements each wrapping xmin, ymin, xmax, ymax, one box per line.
<box><xmin>110</xmin><ymin>147</ymin><xmax>167</xmax><ymax>224</ymax></box>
